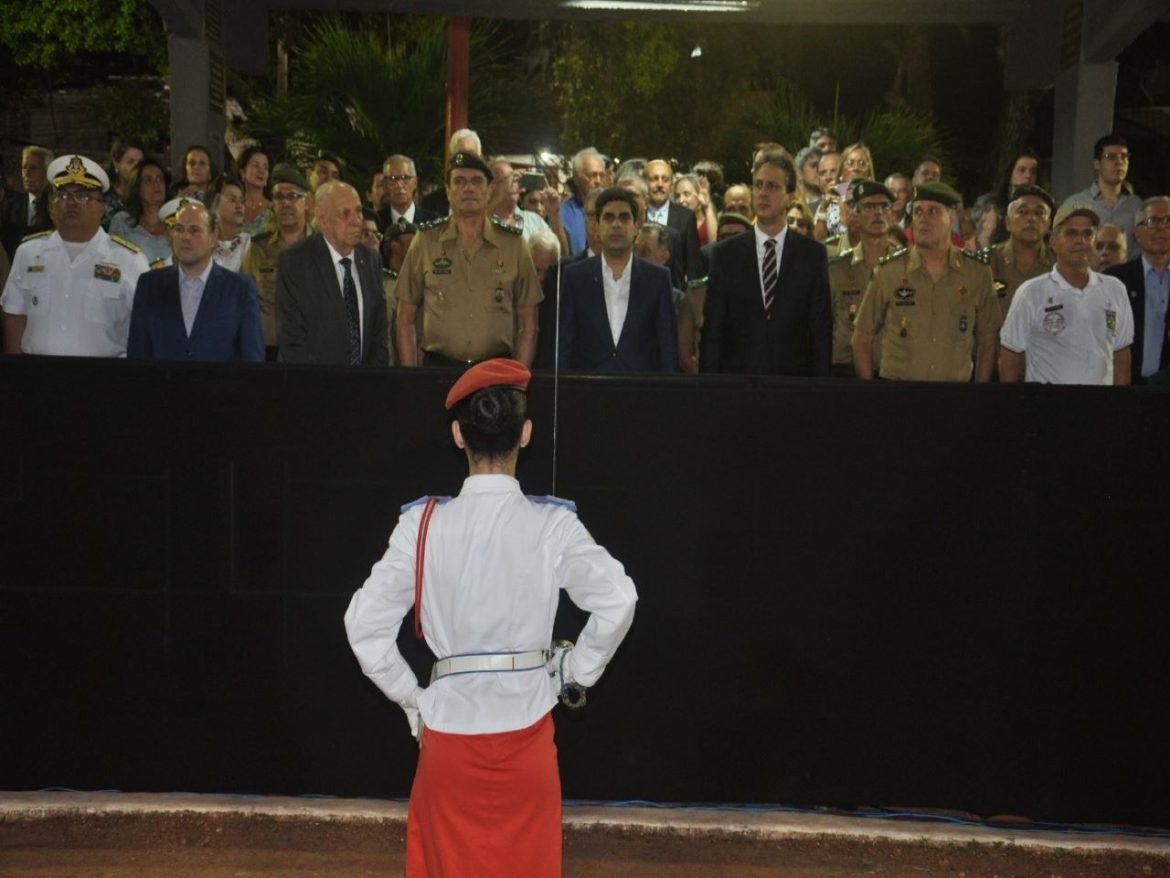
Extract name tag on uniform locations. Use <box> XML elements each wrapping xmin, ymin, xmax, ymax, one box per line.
<box><xmin>27</xmin><ymin>264</ymin><xmax>44</xmax><ymax>273</ymax></box>
<box><xmin>431</xmin><ymin>256</ymin><xmax>453</xmax><ymax>275</ymax></box>
<box><xmin>1044</xmin><ymin>303</ymin><xmax>1063</xmax><ymax>313</ymax></box>
<box><xmin>94</xmin><ymin>263</ymin><xmax>122</xmax><ymax>283</ymax></box>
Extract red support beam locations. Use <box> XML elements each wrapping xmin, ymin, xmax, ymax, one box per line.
<box><xmin>445</xmin><ymin>16</ymin><xmax>470</xmax><ymax>165</ymax></box>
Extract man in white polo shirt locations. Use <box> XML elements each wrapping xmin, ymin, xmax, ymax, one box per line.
<box><xmin>999</xmin><ymin>202</ymin><xmax>1134</xmax><ymax>385</ymax></box>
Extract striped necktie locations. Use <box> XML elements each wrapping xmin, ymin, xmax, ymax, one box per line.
<box><xmin>762</xmin><ymin>237</ymin><xmax>778</xmax><ymax>316</ymax></box>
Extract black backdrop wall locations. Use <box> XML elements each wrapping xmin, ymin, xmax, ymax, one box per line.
<box><xmin>1</xmin><ymin>358</ymin><xmax>1167</xmax><ymax>828</ymax></box>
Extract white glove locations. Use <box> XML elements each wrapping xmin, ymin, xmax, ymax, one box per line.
<box><xmin>404</xmin><ymin>705</ymin><xmax>421</xmax><ymax>742</ymax></box>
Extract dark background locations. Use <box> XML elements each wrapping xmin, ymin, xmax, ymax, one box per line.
<box><xmin>1</xmin><ymin>358</ymin><xmax>1167</xmax><ymax>828</ymax></box>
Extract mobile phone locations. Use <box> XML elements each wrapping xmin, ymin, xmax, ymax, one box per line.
<box><xmin>520</xmin><ymin>172</ymin><xmax>546</xmax><ymax>192</ymax></box>
<box><xmin>834</xmin><ymin>181</ymin><xmax>850</xmax><ymax>199</ymax></box>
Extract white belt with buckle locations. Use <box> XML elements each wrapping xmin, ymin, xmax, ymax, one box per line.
<box><xmin>432</xmin><ymin>650</ymin><xmax>548</xmax><ymax>681</ymax></box>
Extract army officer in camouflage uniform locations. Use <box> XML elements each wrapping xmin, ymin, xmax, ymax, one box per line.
<box><xmin>852</xmin><ymin>182</ymin><xmax>1002</xmax><ymax>382</ymax></box>
<box><xmin>395</xmin><ymin>152</ymin><xmax>542</xmax><ymax>367</ymax></box>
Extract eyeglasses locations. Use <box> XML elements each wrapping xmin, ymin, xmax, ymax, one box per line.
<box><xmin>856</xmin><ymin>202</ymin><xmax>892</xmax><ymax>214</ymax></box>
<box><xmin>843</xmin><ymin>158</ymin><xmax>869</xmax><ymax>168</ymax></box>
<box><xmin>786</xmin><ymin>216</ymin><xmax>809</xmax><ymax>229</ymax></box>
<box><xmin>385</xmin><ymin>175</ymin><xmax>414</xmax><ymax>184</ymax></box>
<box><xmin>1100</xmin><ymin>151</ymin><xmax>1129</xmax><ymax>162</ymax></box>
<box><xmin>362</xmin><ymin>229</ymin><xmax>384</xmax><ymax>241</ymax></box>
<box><xmin>1137</xmin><ymin>215</ymin><xmax>1170</xmax><ymax>228</ymax></box>
<box><xmin>273</xmin><ymin>192</ymin><xmax>307</xmax><ymax>202</ymax></box>
<box><xmin>53</xmin><ymin>190</ymin><xmax>103</xmax><ymax>204</ymax></box>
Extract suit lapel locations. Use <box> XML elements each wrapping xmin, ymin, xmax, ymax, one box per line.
<box><xmin>588</xmin><ymin>257</ymin><xmax>615</xmax><ymax>348</ymax></box>
<box><xmin>354</xmin><ymin>246</ymin><xmax>376</xmax><ymax>355</ymax></box>
<box><xmin>162</xmin><ymin>267</ymin><xmax>188</xmax><ymax>341</ymax></box>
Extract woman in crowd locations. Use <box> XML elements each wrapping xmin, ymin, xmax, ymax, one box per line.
<box><xmin>108</xmin><ymin>157</ymin><xmax>172</xmax><ymax>264</ymax></box>
<box><xmin>786</xmin><ymin>201</ymin><xmax>815</xmax><ymax>237</ymax></box>
<box><xmin>209</xmin><ymin>176</ymin><xmax>251</xmax><ymax>272</ymax></box>
<box><xmin>673</xmin><ymin>173</ymin><xmax>718</xmax><ymax>246</ymax></box>
<box><xmin>992</xmin><ymin>148</ymin><xmax>1046</xmax><ymax>244</ymax></box>
<box><xmin>174</xmin><ymin>145</ymin><xmax>215</xmax><ymax>201</ymax></box>
<box><xmin>236</xmin><ymin>146</ymin><xmax>272</xmax><ymax>237</ymax></box>
<box><xmin>815</xmin><ymin>142</ymin><xmax>875</xmax><ymax>242</ymax></box>
<box><xmin>104</xmin><ymin>139</ymin><xmax>144</xmax><ymax>228</ymax></box>
<box><xmin>963</xmin><ymin>193</ymin><xmax>1001</xmax><ymax>253</ymax></box>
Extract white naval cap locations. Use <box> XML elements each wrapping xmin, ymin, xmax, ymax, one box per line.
<box><xmin>159</xmin><ymin>195</ymin><xmax>207</xmax><ymax>226</ymax></box>
<box><xmin>48</xmin><ymin>154</ymin><xmax>110</xmax><ymax>193</ymax></box>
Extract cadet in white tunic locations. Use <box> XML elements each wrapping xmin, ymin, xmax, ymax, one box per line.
<box><xmin>344</xmin><ymin>357</ymin><xmax>636</xmax><ymax>878</ymax></box>
<box><xmin>1</xmin><ymin>154</ymin><xmax>149</xmax><ymax>357</ymax></box>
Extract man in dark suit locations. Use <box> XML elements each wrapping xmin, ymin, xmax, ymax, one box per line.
<box><xmin>700</xmin><ymin>153</ymin><xmax>832</xmax><ymax>376</ymax></box>
<box><xmin>0</xmin><ymin>146</ymin><xmax>53</xmax><ymax>261</ymax></box>
<box><xmin>643</xmin><ymin>159</ymin><xmax>702</xmax><ymax>288</ymax></box>
<box><xmin>1105</xmin><ymin>196</ymin><xmax>1170</xmax><ymax>384</ymax></box>
<box><xmin>128</xmin><ymin>199</ymin><xmax>264</xmax><ymax>362</ymax></box>
<box><xmin>558</xmin><ymin>188</ymin><xmax>677</xmax><ymax>373</ymax></box>
<box><xmin>277</xmin><ymin>181</ymin><xmax>388</xmax><ymax>366</ymax></box>
<box><xmin>376</xmin><ymin>154</ymin><xmax>440</xmax><ymax>229</ymax></box>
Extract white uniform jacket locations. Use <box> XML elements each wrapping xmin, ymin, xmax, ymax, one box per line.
<box><xmin>1</xmin><ymin>228</ymin><xmax>150</xmax><ymax>357</ymax></box>
<box><xmin>345</xmin><ymin>473</ymin><xmax>637</xmax><ymax>736</ymax></box>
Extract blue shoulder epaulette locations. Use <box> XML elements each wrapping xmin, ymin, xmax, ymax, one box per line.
<box><xmin>401</xmin><ymin>495</ymin><xmax>452</xmax><ymax>513</ymax></box>
<box><xmin>527</xmin><ymin>494</ymin><xmax>577</xmax><ymax>512</ymax></box>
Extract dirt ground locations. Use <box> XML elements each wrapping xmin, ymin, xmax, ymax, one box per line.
<box><xmin>3</xmin><ymin>810</ymin><xmax>1169</xmax><ymax>877</ymax></box>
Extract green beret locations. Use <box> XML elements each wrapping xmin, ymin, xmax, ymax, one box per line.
<box><xmin>1008</xmin><ymin>184</ymin><xmax>1055</xmax><ymax>213</ymax></box>
<box><xmin>848</xmin><ymin>177</ymin><xmax>894</xmax><ymax>205</ymax></box>
<box><xmin>717</xmin><ymin>211</ymin><xmax>752</xmax><ymax>231</ymax></box>
<box><xmin>270</xmin><ymin>163</ymin><xmax>310</xmax><ymax>191</ymax></box>
<box><xmin>912</xmin><ymin>181</ymin><xmax>961</xmax><ymax>207</ymax></box>
<box><xmin>387</xmin><ymin>217</ymin><xmax>418</xmax><ymax>239</ymax></box>
<box><xmin>447</xmin><ymin>151</ymin><xmax>492</xmax><ymax>180</ymax></box>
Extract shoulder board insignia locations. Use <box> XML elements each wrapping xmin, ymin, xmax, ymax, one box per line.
<box><xmin>824</xmin><ymin>234</ymin><xmax>840</xmax><ymax>246</ymax></box>
<box><xmin>149</xmin><ymin>258</ymin><xmax>167</xmax><ymax>270</ymax></box>
<box><xmin>400</xmin><ymin>495</ymin><xmax>452</xmax><ymax>513</ymax></box>
<box><xmin>877</xmin><ymin>248</ymin><xmax>907</xmax><ymax>266</ymax></box>
<box><xmin>490</xmin><ymin>216</ymin><xmax>523</xmax><ymax>235</ymax></box>
<box><xmin>21</xmin><ymin>230</ymin><xmax>53</xmax><ymax>243</ymax></box>
<box><xmin>829</xmin><ymin>248</ymin><xmax>852</xmax><ymax>263</ymax></box>
<box><xmin>527</xmin><ymin>494</ymin><xmax>577</xmax><ymax>511</ymax></box>
<box><xmin>965</xmin><ymin>249</ymin><xmax>991</xmax><ymax>265</ymax></box>
<box><xmin>687</xmin><ymin>276</ymin><xmax>708</xmax><ymax>289</ymax></box>
<box><xmin>382</xmin><ymin>268</ymin><xmax>399</xmax><ymax>280</ymax></box>
<box><xmin>110</xmin><ymin>234</ymin><xmax>143</xmax><ymax>254</ymax></box>
<box><xmin>416</xmin><ymin>217</ymin><xmax>447</xmax><ymax>231</ymax></box>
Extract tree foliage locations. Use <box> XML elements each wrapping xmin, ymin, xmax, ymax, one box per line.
<box><xmin>0</xmin><ymin>0</ymin><xmax>165</xmax><ymax>72</ymax></box>
<box><xmin>235</xmin><ymin>16</ymin><xmax>515</xmax><ymax>184</ymax></box>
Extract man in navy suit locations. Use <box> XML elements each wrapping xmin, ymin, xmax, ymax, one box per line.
<box><xmin>700</xmin><ymin>153</ymin><xmax>832</xmax><ymax>376</ymax></box>
<box><xmin>277</xmin><ymin>181</ymin><xmax>388</xmax><ymax>366</ymax></box>
<box><xmin>128</xmin><ymin>199</ymin><xmax>264</xmax><ymax>362</ymax></box>
<box><xmin>1105</xmin><ymin>196</ymin><xmax>1170</xmax><ymax>384</ymax></box>
<box><xmin>558</xmin><ymin>188</ymin><xmax>677</xmax><ymax>373</ymax></box>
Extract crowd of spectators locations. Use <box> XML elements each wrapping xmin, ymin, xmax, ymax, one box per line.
<box><xmin>1</xmin><ymin>125</ymin><xmax>1167</xmax><ymax>385</ymax></box>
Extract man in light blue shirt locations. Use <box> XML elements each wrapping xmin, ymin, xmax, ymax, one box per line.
<box><xmin>1105</xmin><ymin>196</ymin><xmax>1170</xmax><ymax>382</ymax></box>
<box><xmin>1060</xmin><ymin>134</ymin><xmax>1143</xmax><ymax>254</ymax></box>
<box><xmin>561</xmin><ymin>147</ymin><xmax>606</xmax><ymax>256</ymax></box>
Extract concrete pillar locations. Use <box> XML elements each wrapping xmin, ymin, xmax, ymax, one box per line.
<box><xmin>1051</xmin><ymin>61</ymin><xmax>1117</xmax><ymax>201</ymax></box>
<box><xmin>167</xmin><ymin>34</ymin><xmax>226</xmax><ymax>182</ymax></box>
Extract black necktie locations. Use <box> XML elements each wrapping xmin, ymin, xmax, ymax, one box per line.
<box><xmin>762</xmin><ymin>238</ymin><xmax>778</xmax><ymax>316</ymax></box>
<box><xmin>340</xmin><ymin>257</ymin><xmax>361</xmax><ymax>365</ymax></box>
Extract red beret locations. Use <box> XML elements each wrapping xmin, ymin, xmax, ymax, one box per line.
<box><xmin>444</xmin><ymin>358</ymin><xmax>532</xmax><ymax>410</ymax></box>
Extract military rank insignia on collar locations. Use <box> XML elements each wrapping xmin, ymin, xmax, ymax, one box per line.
<box><xmin>94</xmin><ymin>263</ymin><xmax>122</xmax><ymax>283</ymax></box>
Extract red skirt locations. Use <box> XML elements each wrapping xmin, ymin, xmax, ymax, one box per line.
<box><xmin>406</xmin><ymin>713</ymin><xmax>561</xmax><ymax>878</ymax></box>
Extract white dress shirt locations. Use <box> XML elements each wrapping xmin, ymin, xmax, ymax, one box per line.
<box><xmin>324</xmin><ymin>238</ymin><xmax>364</xmax><ymax>354</ymax></box>
<box><xmin>390</xmin><ymin>203</ymin><xmax>417</xmax><ymax>224</ymax></box>
<box><xmin>344</xmin><ymin>474</ymin><xmax>637</xmax><ymax>736</ymax></box>
<box><xmin>646</xmin><ymin>201</ymin><xmax>670</xmax><ymax>225</ymax></box>
<box><xmin>601</xmin><ymin>253</ymin><xmax>633</xmax><ymax>345</ymax></box>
